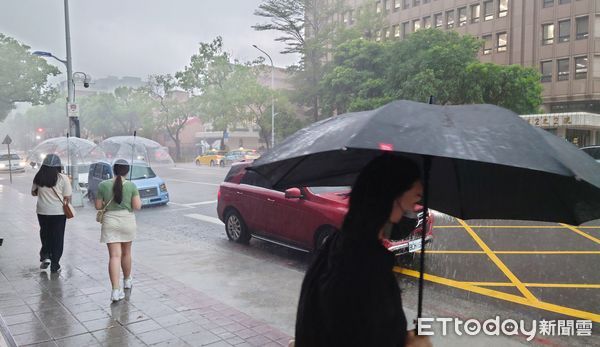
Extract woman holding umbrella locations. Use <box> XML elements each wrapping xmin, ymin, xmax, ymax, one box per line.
<box><xmin>95</xmin><ymin>159</ymin><xmax>142</xmax><ymax>302</ymax></box>
<box><xmin>31</xmin><ymin>154</ymin><xmax>72</xmax><ymax>273</ymax></box>
<box><xmin>294</xmin><ymin>154</ymin><xmax>431</xmax><ymax>347</ymax></box>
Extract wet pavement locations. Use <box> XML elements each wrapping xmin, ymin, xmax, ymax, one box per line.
<box><xmin>0</xmin><ymin>181</ymin><xmax>291</xmax><ymax>346</ymax></box>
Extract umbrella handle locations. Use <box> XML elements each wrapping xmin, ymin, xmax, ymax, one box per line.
<box><xmin>416</xmin><ymin>155</ymin><xmax>431</xmax><ymax>332</ymax></box>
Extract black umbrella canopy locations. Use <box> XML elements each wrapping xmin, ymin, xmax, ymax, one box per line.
<box><xmin>251</xmin><ymin>100</ymin><xmax>600</xmax><ymax>225</ymax></box>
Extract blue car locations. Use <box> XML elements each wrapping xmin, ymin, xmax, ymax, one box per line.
<box><xmin>87</xmin><ymin>161</ymin><xmax>169</xmax><ymax>207</ymax></box>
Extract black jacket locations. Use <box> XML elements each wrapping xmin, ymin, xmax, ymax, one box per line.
<box><xmin>295</xmin><ymin>232</ymin><xmax>407</xmax><ymax>347</ymax></box>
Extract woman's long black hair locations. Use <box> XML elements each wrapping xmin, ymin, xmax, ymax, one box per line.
<box><xmin>33</xmin><ymin>154</ymin><xmax>62</xmax><ymax>188</ymax></box>
<box><xmin>341</xmin><ymin>154</ymin><xmax>421</xmax><ymax>243</ymax></box>
<box><xmin>112</xmin><ymin>160</ymin><xmax>130</xmax><ymax>204</ymax></box>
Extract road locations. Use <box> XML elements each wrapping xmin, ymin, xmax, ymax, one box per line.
<box><xmin>3</xmin><ymin>163</ymin><xmax>598</xmax><ymax>346</ymax></box>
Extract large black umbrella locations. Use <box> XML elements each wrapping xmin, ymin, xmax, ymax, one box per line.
<box><xmin>249</xmin><ymin>100</ymin><xmax>600</xmax><ymax>319</ymax></box>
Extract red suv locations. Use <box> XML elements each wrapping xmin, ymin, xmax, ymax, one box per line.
<box><xmin>217</xmin><ymin>161</ymin><xmax>433</xmax><ymax>254</ymax></box>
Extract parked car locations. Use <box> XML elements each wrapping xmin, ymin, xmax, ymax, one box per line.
<box><xmin>223</xmin><ymin>148</ymin><xmax>260</xmax><ymax>165</ymax></box>
<box><xmin>0</xmin><ymin>153</ymin><xmax>26</xmax><ymax>172</ymax></box>
<box><xmin>581</xmin><ymin>146</ymin><xmax>600</xmax><ymax>162</ymax></box>
<box><xmin>195</xmin><ymin>150</ymin><xmax>226</xmax><ymax>167</ymax></box>
<box><xmin>217</xmin><ymin>161</ymin><xmax>434</xmax><ymax>255</ymax></box>
<box><xmin>87</xmin><ymin>160</ymin><xmax>169</xmax><ymax>206</ymax></box>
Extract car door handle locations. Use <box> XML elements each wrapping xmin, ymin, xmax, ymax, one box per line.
<box><xmin>267</xmin><ymin>198</ymin><xmax>275</xmax><ymax>202</ymax></box>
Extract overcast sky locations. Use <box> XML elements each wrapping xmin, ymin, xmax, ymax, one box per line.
<box><xmin>0</xmin><ymin>0</ymin><xmax>297</xmax><ymax>81</ymax></box>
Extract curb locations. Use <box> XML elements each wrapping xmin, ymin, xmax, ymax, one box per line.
<box><xmin>0</xmin><ymin>314</ymin><xmax>17</xmax><ymax>347</ymax></box>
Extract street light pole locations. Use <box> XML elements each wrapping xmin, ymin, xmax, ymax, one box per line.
<box><xmin>63</xmin><ymin>0</ymin><xmax>79</xmax><ymax>138</ymax></box>
<box><xmin>252</xmin><ymin>44</ymin><xmax>275</xmax><ymax>148</ymax></box>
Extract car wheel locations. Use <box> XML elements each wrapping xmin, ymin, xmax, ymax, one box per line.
<box><xmin>225</xmin><ymin>210</ymin><xmax>251</xmax><ymax>244</ymax></box>
<box><xmin>315</xmin><ymin>227</ymin><xmax>335</xmax><ymax>251</ymax></box>
<box><xmin>88</xmin><ymin>191</ymin><xmax>95</xmax><ymax>203</ymax></box>
<box><xmin>210</xmin><ymin>160</ymin><xmax>215</xmax><ymax>167</ymax></box>
<box><xmin>195</xmin><ymin>160</ymin><xmax>200</xmax><ymax>166</ymax></box>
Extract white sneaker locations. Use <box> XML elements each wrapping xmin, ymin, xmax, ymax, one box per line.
<box><xmin>123</xmin><ymin>277</ymin><xmax>133</xmax><ymax>289</ymax></box>
<box><xmin>111</xmin><ymin>288</ymin><xmax>125</xmax><ymax>302</ymax></box>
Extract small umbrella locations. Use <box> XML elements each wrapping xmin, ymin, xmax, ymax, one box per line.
<box><xmin>30</xmin><ymin>136</ymin><xmax>96</xmax><ymax>175</ymax></box>
<box><xmin>95</xmin><ymin>135</ymin><xmax>174</xmax><ymax>168</ymax></box>
<box><xmin>249</xmin><ymin>100</ymin><xmax>600</xmax><ymax>319</ymax></box>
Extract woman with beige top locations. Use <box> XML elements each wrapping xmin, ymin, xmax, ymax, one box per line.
<box><xmin>95</xmin><ymin>159</ymin><xmax>142</xmax><ymax>302</ymax></box>
<box><xmin>31</xmin><ymin>154</ymin><xmax>72</xmax><ymax>273</ymax></box>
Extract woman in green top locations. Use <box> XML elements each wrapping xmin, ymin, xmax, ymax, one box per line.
<box><xmin>95</xmin><ymin>159</ymin><xmax>142</xmax><ymax>302</ymax></box>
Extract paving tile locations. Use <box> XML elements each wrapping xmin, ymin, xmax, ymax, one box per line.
<box><xmin>150</xmin><ymin>338</ymin><xmax>191</xmax><ymax>346</ymax></box>
<box><xmin>12</xmin><ymin>330</ymin><xmax>52</xmax><ymax>346</ymax></box>
<box><xmin>75</xmin><ymin>309</ymin><xmax>111</xmax><ymax>322</ymax></box>
<box><xmin>45</xmin><ymin>322</ymin><xmax>89</xmax><ymax>339</ymax></box>
<box><xmin>54</xmin><ymin>332</ymin><xmax>101</xmax><ymax>347</ymax></box>
<box><xmin>5</xmin><ymin>320</ymin><xmax>46</xmax><ymax>336</ymax></box>
<box><xmin>126</xmin><ymin>319</ymin><xmax>162</xmax><ymax>335</ymax></box>
<box><xmin>204</xmin><ymin>341</ymin><xmax>233</xmax><ymax>347</ymax></box>
<box><xmin>91</xmin><ymin>325</ymin><xmax>131</xmax><ymax>341</ymax></box>
<box><xmin>245</xmin><ymin>335</ymin><xmax>273</xmax><ymax>347</ymax></box>
<box><xmin>22</xmin><ymin>341</ymin><xmax>59</xmax><ymax>347</ymax></box>
<box><xmin>154</xmin><ymin>313</ymin><xmax>190</xmax><ymax>328</ymax></box>
<box><xmin>137</xmin><ymin>328</ymin><xmax>177</xmax><ymax>345</ymax></box>
<box><xmin>181</xmin><ymin>330</ymin><xmax>222</xmax><ymax>347</ymax></box>
<box><xmin>165</xmin><ymin>321</ymin><xmax>205</xmax><ymax>337</ymax></box>
<box><xmin>0</xmin><ymin>304</ymin><xmax>32</xmax><ymax>316</ymax></box>
<box><xmin>81</xmin><ymin>317</ymin><xmax>120</xmax><ymax>332</ymax></box>
<box><xmin>4</xmin><ymin>312</ymin><xmax>38</xmax><ymax>325</ymax></box>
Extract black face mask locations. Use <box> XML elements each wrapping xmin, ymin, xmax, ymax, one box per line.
<box><xmin>389</xmin><ymin>213</ymin><xmax>420</xmax><ymax>240</ymax></box>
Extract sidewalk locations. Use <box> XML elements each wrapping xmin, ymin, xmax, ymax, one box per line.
<box><xmin>0</xmin><ymin>183</ymin><xmax>292</xmax><ymax>346</ymax></box>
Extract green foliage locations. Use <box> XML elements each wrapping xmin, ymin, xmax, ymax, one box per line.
<box><xmin>319</xmin><ymin>29</ymin><xmax>543</xmax><ymax>115</ymax></box>
<box><xmin>464</xmin><ymin>63</ymin><xmax>543</xmax><ymax>114</ymax></box>
<box><xmin>0</xmin><ymin>34</ymin><xmax>61</xmax><ymax>121</ymax></box>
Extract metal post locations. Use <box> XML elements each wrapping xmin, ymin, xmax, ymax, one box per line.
<box><xmin>64</xmin><ymin>0</ymin><xmax>79</xmax><ymax>138</ymax></box>
<box><xmin>252</xmin><ymin>45</ymin><xmax>275</xmax><ymax>148</ymax></box>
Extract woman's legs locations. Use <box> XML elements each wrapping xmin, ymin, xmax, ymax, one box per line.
<box><xmin>48</xmin><ymin>215</ymin><xmax>66</xmax><ymax>272</ymax></box>
<box><xmin>107</xmin><ymin>243</ymin><xmax>122</xmax><ymax>289</ymax></box>
<box><xmin>37</xmin><ymin>214</ymin><xmax>51</xmax><ymax>262</ymax></box>
<box><xmin>121</xmin><ymin>242</ymin><xmax>132</xmax><ymax>279</ymax></box>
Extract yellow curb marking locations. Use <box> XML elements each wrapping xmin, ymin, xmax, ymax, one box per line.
<box><xmin>463</xmin><ymin>282</ymin><xmax>600</xmax><ymax>289</ymax></box>
<box><xmin>457</xmin><ymin>219</ymin><xmax>539</xmax><ymax>303</ymax></box>
<box><xmin>560</xmin><ymin>223</ymin><xmax>600</xmax><ymax>245</ymax></box>
<box><xmin>394</xmin><ymin>267</ymin><xmax>600</xmax><ymax>322</ymax></box>
<box><xmin>421</xmin><ymin>250</ymin><xmax>600</xmax><ymax>254</ymax></box>
<box><xmin>434</xmin><ymin>225</ymin><xmax>600</xmax><ymax>229</ymax></box>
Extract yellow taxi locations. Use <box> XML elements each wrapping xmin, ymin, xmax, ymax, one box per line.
<box><xmin>195</xmin><ymin>150</ymin><xmax>226</xmax><ymax>167</ymax></box>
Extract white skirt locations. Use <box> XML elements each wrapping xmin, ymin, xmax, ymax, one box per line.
<box><xmin>100</xmin><ymin>209</ymin><xmax>137</xmax><ymax>243</ymax></box>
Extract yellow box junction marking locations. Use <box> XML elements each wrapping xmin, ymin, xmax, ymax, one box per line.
<box><xmin>394</xmin><ymin>267</ymin><xmax>600</xmax><ymax>323</ymax></box>
<box><xmin>560</xmin><ymin>223</ymin><xmax>600</xmax><ymax>245</ymax></box>
<box><xmin>457</xmin><ymin>219</ymin><xmax>539</xmax><ymax>303</ymax></box>
<box><xmin>422</xmin><ymin>250</ymin><xmax>600</xmax><ymax>255</ymax></box>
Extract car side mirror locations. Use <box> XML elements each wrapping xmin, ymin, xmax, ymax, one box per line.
<box><xmin>284</xmin><ymin>188</ymin><xmax>303</xmax><ymax>199</ymax></box>
<box><xmin>103</xmin><ymin>173</ymin><xmax>111</xmax><ymax>179</ymax></box>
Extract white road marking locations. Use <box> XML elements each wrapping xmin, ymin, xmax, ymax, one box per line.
<box><xmin>169</xmin><ymin>200</ymin><xmax>217</xmax><ymax>207</ymax></box>
<box><xmin>185</xmin><ymin>213</ymin><xmax>224</xmax><ymax>225</ymax></box>
<box><xmin>167</xmin><ymin>178</ymin><xmax>220</xmax><ymax>186</ymax></box>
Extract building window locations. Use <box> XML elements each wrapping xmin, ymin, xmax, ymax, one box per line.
<box><xmin>384</xmin><ymin>27</ymin><xmax>391</xmax><ymax>39</ymax></box>
<box><xmin>559</xmin><ymin>0</ymin><xmax>571</xmax><ymax>4</ymax></box>
<box><xmin>376</xmin><ymin>29</ymin><xmax>382</xmax><ymax>41</ymax></box>
<box><xmin>575</xmin><ymin>56</ymin><xmax>588</xmax><ymax>79</ymax></box>
<box><xmin>558</xmin><ymin>20</ymin><xmax>570</xmax><ymax>42</ymax></box>
<box><xmin>423</xmin><ymin>16</ymin><xmax>432</xmax><ymax>29</ymax></box>
<box><xmin>483</xmin><ymin>35</ymin><xmax>493</xmax><ymax>55</ymax></box>
<box><xmin>376</xmin><ymin>1</ymin><xmax>382</xmax><ymax>13</ymax></box>
<box><xmin>434</xmin><ymin>13</ymin><xmax>443</xmax><ymax>28</ymax></box>
<box><xmin>542</xmin><ymin>23</ymin><xmax>555</xmax><ymax>45</ymax></box>
<box><xmin>349</xmin><ymin>10</ymin><xmax>355</xmax><ymax>24</ymax></box>
<box><xmin>402</xmin><ymin>21</ymin><xmax>410</xmax><ymax>38</ymax></box>
<box><xmin>384</xmin><ymin>0</ymin><xmax>392</xmax><ymax>11</ymax></box>
<box><xmin>543</xmin><ymin>0</ymin><xmax>554</xmax><ymax>7</ymax></box>
<box><xmin>594</xmin><ymin>56</ymin><xmax>600</xmax><ymax>78</ymax></box>
<box><xmin>394</xmin><ymin>0</ymin><xmax>402</xmax><ymax>10</ymax></box>
<box><xmin>403</xmin><ymin>0</ymin><xmax>410</xmax><ymax>9</ymax></box>
<box><xmin>483</xmin><ymin>1</ymin><xmax>494</xmax><ymax>21</ymax></box>
<box><xmin>557</xmin><ymin>58</ymin><xmax>570</xmax><ymax>81</ymax></box>
<box><xmin>541</xmin><ymin>61</ymin><xmax>553</xmax><ymax>82</ymax></box>
<box><xmin>413</xmin><ymin>0</ymin><xmax>420</xmax><ymax>6</ymax></box>
<box><xmin>446</xmin><ymin>10</ymin><xmax>455</xmax><ymax>28</ymax></box>
<box><xmin>458</xmin><ymin>7</ymin><xmax>467</xmax><ymax>26</ymax></box>
<box><xmin>497</xmin><ymin>32</ymin><xmax>507</xmax><ymax>52</ymax></box>
<box><xmin>394</xmin><ymin>24</ymin><xmax>401</xmax><ymax>38</ymax></box>
<box><xmin>576</xmin><ymin>16</ymin><xmax>589</xmax><ymax>40</ymax></box>
<box><xmin>413</xmin><ymin>19</ymin><xmax>421</xmax><ymax>32</ymax></box>
<box><xmin>471</xmin><ymin>4</ymin><xmax>481</xmax><ymax>23</ymax></box>
<box><xmin>498</xmin><ymin>0</ymin><xmax>508</xmax><ymax>17</ymax></box>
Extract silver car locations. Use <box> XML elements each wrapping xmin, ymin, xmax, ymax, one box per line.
<box><xmin>0</xmin><ymin>153</ymin><xmax>26</xmax><ymax>172</ymax></box>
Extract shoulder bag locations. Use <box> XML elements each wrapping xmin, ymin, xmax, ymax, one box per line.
<box><xmin>96</xmin><ymin>196</ymin><xmax>114</xmax><ymax>223</ymax></box>
<box><xmin>51</xmin><ymin>187</ymin><xmax>75</xmax><ymax>219</ymax></box>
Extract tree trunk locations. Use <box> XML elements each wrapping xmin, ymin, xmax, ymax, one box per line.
<box><xmin>174</xmin><ymin>133</ymin><xmax>181</xmax><ymax>162</ymax></box>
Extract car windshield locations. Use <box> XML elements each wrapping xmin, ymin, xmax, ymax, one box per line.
<box><xmin>129</xmin><ymin>165</ymin><xmax>157</xmax><ymax>180</ymax></box>
<box><xmin>307</xmin><ymin>186</ymin><xmax>351</xmax><ymax>195</ymax></box>
<box><xmin>0</xmin><ymin>154</ymin><xmax>20</xmax><ymax>161</ymax></box>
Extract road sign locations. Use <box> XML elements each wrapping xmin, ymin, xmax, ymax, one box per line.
<box><xmin>2</xmin><ymin>135</ymin><xmax>11</xmax><ymax>145</ymax></box>
<box><xmin>67</xmin><ymin>103</ymin><xmax>79</xmax><ymax>118</ymax></box>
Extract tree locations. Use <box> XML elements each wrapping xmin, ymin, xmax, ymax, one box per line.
<box><xmin>79</xmin><ymin>87</ymin><xmax>154</xmax><ymax>139</ymax></box>
<box><xmin>463</xmin><ymin>63</ymin><xmax>543</xmax><ymax>114</ymax></box>
<box><xmin>0</xmin><ymin>34</ymin><xmax>60</xmax><ymax>121</ymax></box>
<box><xmin>319</xmin><ymin>29</ymin><xmax>543</xmax><ymax>114</ymax></box>
<box><xmin>253</xmin><ymin>0</ymin><xmax>346</xmax><ymax>122</ymax></box>
<box><xmin>144</xmin><ymin>74</ymin><xmax>195</xmax><ymax>161</ymax></box>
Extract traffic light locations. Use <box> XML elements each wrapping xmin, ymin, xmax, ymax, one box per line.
<box><xmin>37</xmin><ymin>128</ymin><xmax>44</xmax><ymax>133</ymax></box>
